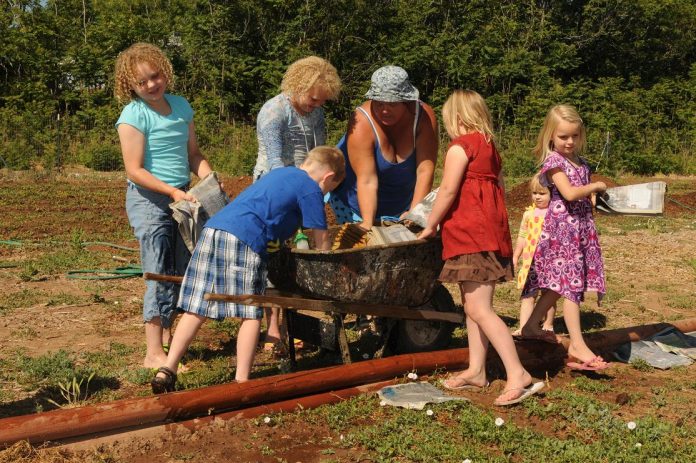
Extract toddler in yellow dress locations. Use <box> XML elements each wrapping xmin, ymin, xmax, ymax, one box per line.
<box><xmin>512</xmin><ymin>174</ymin><xmax>556</xmax><ymax>337</ymax></box>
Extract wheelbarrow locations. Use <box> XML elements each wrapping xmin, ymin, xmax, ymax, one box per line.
<box><xmin>144</xmin><ymin>229</ymin><xmax>462</xmax><ymax>366</ymax></box>
<box><xmin>225</xmin><ymin>228</ymin><xmax>460</xmax><ymax>365</ymax></box>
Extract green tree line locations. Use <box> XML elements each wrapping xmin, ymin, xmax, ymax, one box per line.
<box><xmin>1</xmin><ymin>0</ymin><xmax>694</xmax><ymax>175</ymax></box>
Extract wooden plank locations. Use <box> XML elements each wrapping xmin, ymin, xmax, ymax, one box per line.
<box><xmin>203</xmin><ymin>293</ymin><xmax>463</xmax><ymax>324</ymax></box>
<box><xmin>143</xmin><ymin>272</ymin><xmax>183</xmax><ymax>283</ymax></box>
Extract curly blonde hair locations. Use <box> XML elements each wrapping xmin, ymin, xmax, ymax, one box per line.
<box><xmin>114</xmin><ymin>43</ymin><xmax>174</xmax><ymax>104</ymax></box>
<box><xmin>533</xmin><ymin>104</ymin><xmax>587</xmax><ymax>163</ymax></box>
<box><xmin>281</xmin><ymin>56</ymin><xmax>341</xmax><ymax>100</ymax></box>
<box><xmin>442</xmin><ymin>90</ymin><xmax>495</xmax><ymax>142</ymax></box>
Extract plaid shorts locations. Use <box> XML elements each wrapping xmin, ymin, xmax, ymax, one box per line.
<box><xmin>177</xmin><ymin>228</ymin><xmax>266</xmax><ymax>320</ymax></box>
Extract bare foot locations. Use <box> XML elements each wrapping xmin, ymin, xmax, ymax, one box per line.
<box><xmin>442</xmin><ymin>369</ymin><xmax>487</xmax><ymax>390</ymax></box>
<box><xmin>498</xmin><ymin>370</ymin><xmax>533</xmax><ymax>400</ymax></box>
<box><xmin>143</xmin><ymin>353</ymin><xmax>168</xmax><ymax>369</ymax></box>
<box><xmin>567</xmin><ymin>342</ymin><xmax>599</xmax><ymax>364</ymax></box>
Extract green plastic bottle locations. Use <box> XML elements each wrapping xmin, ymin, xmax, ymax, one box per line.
<box><xmin>294</xmin><ymin>230</ymin><xmax>309</xmax><ymax>249</ymax></box>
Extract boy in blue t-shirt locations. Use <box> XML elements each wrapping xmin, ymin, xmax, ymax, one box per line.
<box><xmin>151</xmin><ymin>146</ymin><xmax>345</xmax><ymax>393</ymax></box>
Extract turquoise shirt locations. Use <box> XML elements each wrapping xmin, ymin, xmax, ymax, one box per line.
<box><xmin>116</xmin><ymin>94</ymin><xmax>193</xmax><ymax>187</ymax></box>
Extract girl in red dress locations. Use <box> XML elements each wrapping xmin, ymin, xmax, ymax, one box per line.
<box><xmin>420</xmin><ymin>90</ymin><xmax>544</xmax><ymax>406</ymax></box>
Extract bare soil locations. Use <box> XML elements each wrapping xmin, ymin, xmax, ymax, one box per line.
<box><xmin>1</xmin><ymin>169</ymin><xmax>695</xmax><ymax>462</ymax></box>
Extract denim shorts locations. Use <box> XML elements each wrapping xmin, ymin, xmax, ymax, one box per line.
<box><xmin>125</xmin><ymin>181</ymin><xmax>189</xmax><ymax>326</ymax></box>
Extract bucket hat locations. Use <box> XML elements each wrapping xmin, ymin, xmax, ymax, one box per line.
<box><xmin>365</xmin><ymin>66</ymin><xmax>419</xmax><ymax>102</ymax></box>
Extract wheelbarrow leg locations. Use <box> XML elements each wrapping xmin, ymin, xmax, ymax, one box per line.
<box><xmin>373</xmin><ymin>318</ymin><xmax>397</xmax><ymax>359</ymax></box>
<box><xmin>333</xmin><ymin>314</ymin><xmax>352</xmax><ymax>364</ymax></box>
<box><xmin>286</xmin><ymin>310</ymin><xmax>297</xmax><ymax>371</ymax></box>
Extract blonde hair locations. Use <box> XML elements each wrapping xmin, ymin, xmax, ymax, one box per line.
<box><xmin>281</xmin><ymin>56</ymin><xmax>341</xmax><ymax>100</ymax></box>
<box><xmin>528</xmin><ymin>173</ymin><xmax>549</xmax><ymax>194</ymax></box>
<box><xmin>533</xmin><ymin>104</ymin><xmax>587</xmax><ymax>163</ymax></box>
<box><xmin>305</xmin><ymin>145</ymin><xmax>345</xmax><ymax>182</ymax></box>
<box><xmin>114</xmin><ymin>43</ymin><xmax>174</xmax><ymax>104</ymax></box>
<box><xmin>442</xmin><ymin>90</ymin><xmax>495</xmax><ymax>141</ymax></box>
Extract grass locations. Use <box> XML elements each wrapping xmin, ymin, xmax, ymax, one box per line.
<box><xmin>298</xmin><ymin>383</ymin><xmax>696</xmax><ymax>462</ymax></box>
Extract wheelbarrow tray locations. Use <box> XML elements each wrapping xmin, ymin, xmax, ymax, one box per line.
<box><xmin>267</xmin><ymin>235</ymin><xmax>444</xmax><ymax>307</ymax></box>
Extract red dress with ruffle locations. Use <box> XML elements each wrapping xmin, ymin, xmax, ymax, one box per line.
<box><xmin>440</xmin><ymin>132</ymin><xmax>513</xmax><ymax>260</ymax></box>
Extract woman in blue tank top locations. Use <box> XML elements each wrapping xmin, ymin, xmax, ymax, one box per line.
<box><xmin>329</xmin><ymin>66</ymin><xmax>439</xmax><ymax>229</ymax></box>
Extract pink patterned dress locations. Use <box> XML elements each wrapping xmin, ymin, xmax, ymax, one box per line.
<box><xmin>521</xmin><ymin>152</ymin><xmax>606</xmax><ymax>303</ymax></box>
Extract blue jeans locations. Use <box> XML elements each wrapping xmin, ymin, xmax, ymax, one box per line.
<box><xmin>126</xmin><ymin>181</ymin><xmax>189</xmax><ymax>327</ymax></box>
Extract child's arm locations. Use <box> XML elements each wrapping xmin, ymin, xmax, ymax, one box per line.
<box><xmin>512</xmin><ymin>237</ymin><xmax>525</xmax><ymax>269</ymax></box>
<box><xmin>512</xmin><ymin>210</ymin><xmax>530</xmax><ymax>265</ymax></box>
<box><xmin>418</xmin><ymin>144</ymin><xmax>468</xmax><ymax>239</ymax></box>
<box><xmin>187</xmin><ymin>121</ymin><xmax>213</xmax><ymax>180</ymax></box>
<box><xmin>311</xmin><ymin>229</ymin><xmax>330</xmax><ymax>250</ymax></box>
<box><xmin>118</xmin><ymin>124</ymin><xmax>197</xmax><ymax>203</ymax></box>
<box><xmin>547</xmin><ymin>168</ymin><xmax>606</xmax><ymax>201</ymax></box>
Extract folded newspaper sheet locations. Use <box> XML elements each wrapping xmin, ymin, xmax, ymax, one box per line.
<box><xmin>366</xmin><ymin>224</ymin><xmax>418</xmax><ymax>246</ymax></box>
<box><xmin>596</xmin><ymin>181</ymin><xmax>666</xmax><ymax>215</ymax></box>
<box><xmin>170</xmin><ymin>172</ymin><xmax>230</xmax><ymax>252</ymax></box>
<box><xmin>402</xmin><ymin>187</ymin><xmax>439</xmax><ymax>228</ymax></box>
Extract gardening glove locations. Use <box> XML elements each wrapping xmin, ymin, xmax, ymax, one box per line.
<box><xmin>266</xmin><ymin>239</ymin><xmax>281</xmax><ymax>253</ymax></box>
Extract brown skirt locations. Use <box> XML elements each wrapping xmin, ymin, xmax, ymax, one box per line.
<box><xmin>439</xmin><ymin>251</ymin><xmax>513</xmax><ymax>283</ymax></box>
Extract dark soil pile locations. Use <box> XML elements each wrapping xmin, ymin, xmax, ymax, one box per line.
<box><xmin>220</xmin><ymin>175</ymin><xmax>252</xmax><ymax>200</ymax></box>
<box><xmin>665</xmin><ymin>191</ymin><xmax>696</xmax><ymax>217</ymax></box>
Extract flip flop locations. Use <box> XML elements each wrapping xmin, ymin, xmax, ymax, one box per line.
<box><xmin>441</xmin><ymin>377</ymin><xmax>490</xmax><ymax>391</ymax></box>
<box><xmin>494</xmin><ymin>381</ymin><xmax>545</xmax><ymax>406</ymax></box>
<box><xmin>513</xmin><ymin>331</ymin><xmax>559</xmax><ymax>344</ymax></box>
<box><xmin>567</xmin><ymin>356</ymin><xmax>612</xmax><ymax>371</ymax></box>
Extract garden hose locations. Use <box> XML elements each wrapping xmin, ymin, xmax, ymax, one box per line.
<box><xmin>66</xmin><ymin>265</ymin><xmax>142</xmax><ymax>280</ymax></box>
<box><xmin>668</xmin><ymin>197</ymin><xmax>696</xmax><ymax>213</ymax></box>
<box><xmin>80</xmin><ymin>241</ymin><xmax>139</xmax><ymax>252</ymax></box>
<box><xmin>0</xmin><ymin>240</ymin><xmax>23</xmax><ymax>246</ymax></box>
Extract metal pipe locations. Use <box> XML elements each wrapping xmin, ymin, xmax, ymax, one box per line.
<box><xmin>61</xmin><ymin>379</ymin><xmax>397</xmax><ymax>451</ymax></box>
<box><xmin>0</xmin><ymin>349</ymin><xmax>470</xmax><ymax>446</ymax></box>
<box><xmin>1</xmin><ymin>318</ymin><xmax>694</xmax><ymax>447</ymax></box>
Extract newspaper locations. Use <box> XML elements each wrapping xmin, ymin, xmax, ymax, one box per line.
<box><xmin>366</xmin><ymin>224</ymin><xmax>418</xmax><ymax>246</ymax></box>
<box><xmin>170</xmin><ymin>172</ymin><xmax>230</xmax><ymax>252</ymax></box>
<box><xmin>612</xmin><ymin>327</ymin><xmax>696</xmax><ymax>369</ymax></box>
<box><xmin>596</xmin><ymin>182</ymin><xmax>666</xmax><ymax>215</ymax></box>
<box><xmin>402</xmin><ymin>187</ymin><xmax>439</xmax><ymax>228</ymax></box>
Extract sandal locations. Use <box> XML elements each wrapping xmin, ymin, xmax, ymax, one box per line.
<box><xmin>151</xmin><ymin>366</ymin><xmax>177</xmax><ymax>394</ymax></box>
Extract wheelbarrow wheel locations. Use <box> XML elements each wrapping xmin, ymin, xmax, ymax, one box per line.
<box><xmin>391</xmin><ymin>284</ymin><xmax>458</xmax><ymax>354</ymax></box>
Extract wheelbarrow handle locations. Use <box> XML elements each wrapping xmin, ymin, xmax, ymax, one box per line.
<box><xmin>143</xmin><ymin>272</ymin><xmax>183</xmax><ymax>284</ymax></box>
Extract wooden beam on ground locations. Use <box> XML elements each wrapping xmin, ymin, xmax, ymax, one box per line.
<box><xmin>203</xmin><ymin>292</ymin><xmax>464</xmax><ymax>324</ymax></box>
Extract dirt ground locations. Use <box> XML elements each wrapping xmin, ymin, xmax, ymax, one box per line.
<box><xmin>0</xmin><ymin>169</ymin><xmax>695</xmax><ymax>462</ymax></box>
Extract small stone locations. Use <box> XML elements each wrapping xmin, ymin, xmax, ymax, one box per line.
<box><xmin>615</xmin><ymin>392</ymin><xmax>630</xmax><ymax>405</ymax></box>
<box><xmin>495</xmin><ymin>417</ymin><xmax>504</xmax><ymax>427</ymax></box>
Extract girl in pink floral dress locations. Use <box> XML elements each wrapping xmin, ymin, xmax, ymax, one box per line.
<box><xmin>520</xmin><ymin>105</ymin><xmax>610</xmax><ymax>371</ymax></box>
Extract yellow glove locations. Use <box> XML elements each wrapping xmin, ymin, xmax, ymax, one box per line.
<box><xmin>266</xmin><ymin>239</ymin><xmax>281</xmax><ymax>253</ymax></box>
